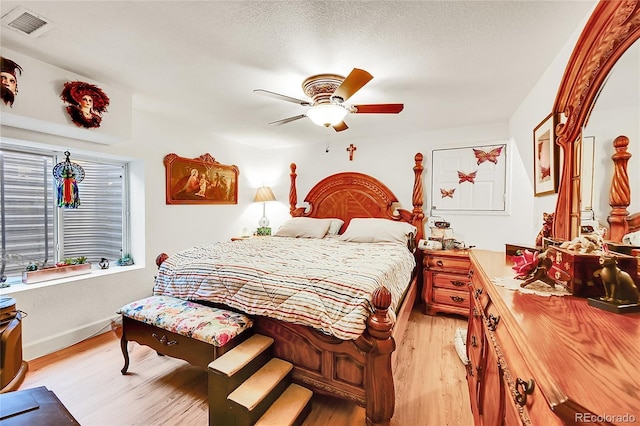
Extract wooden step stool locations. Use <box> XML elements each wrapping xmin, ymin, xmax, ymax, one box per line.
<box><xmin>208</xmin><ymin>334</ymin><xmax>313</xmax><ymax>426</ymax></box>
<box><xmin>118</xmin><ymin>295</ymin><xmax>253</xmax><ymax>373</ymax></box>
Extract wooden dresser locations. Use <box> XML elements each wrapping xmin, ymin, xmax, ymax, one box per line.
<box><xmin>467</xmin><ymin>249</ymin><xmax>640</xmax><ymax>425</ymax></box>
<box><xmin>422</xmin><ymin>249</ymin><xmax>470</xmax><ymax>317</ymax></box>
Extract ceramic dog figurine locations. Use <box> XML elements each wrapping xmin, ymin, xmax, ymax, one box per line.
<box><xmin>593</xmin><ymin>255</ymin><xmax>640</xmax><ymax>304</ymax></box>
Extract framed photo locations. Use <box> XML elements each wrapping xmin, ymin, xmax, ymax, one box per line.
<box><xmin>164</xmin><ymin>153</ymin><xmax>239</xmax><ymax>205</ymax></box>
<box><xmin>533</xmin><ymin>113</ymin><xmax>558</xmax><ymax>196</ymax></box>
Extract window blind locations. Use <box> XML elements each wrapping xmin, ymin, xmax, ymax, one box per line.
<box><xmin>1</xmin><ymin>148</ymin><xmax>127</xmax><ymax>278</ymax></box>
<box><xmin>61</xmin><ymin>160</ymin><xmax>125</xmax><ymax>263</ymax></box>
<box><xmin>1</xmin><ymin>150</ymin><xmax>54</xmax><ymax>276</ymax></box>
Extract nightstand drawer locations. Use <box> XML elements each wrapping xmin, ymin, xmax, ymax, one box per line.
<box><xmin>425</xmin><ymin>255</ymin><xmax>470</xmax><ymax>273</ymax></box>
<box><xmin>432</xmin><ymin>272</ymin><xmax>470</xmax><ymax>290</ymax></box>
<box><xmin>433</xmin><ymin>287</ymin><xmax>469</xmax><ymax>309</ymax></box>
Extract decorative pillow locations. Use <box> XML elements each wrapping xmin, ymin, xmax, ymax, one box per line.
<box><xmin>326</xmin><ymin>218</ymin><xmax>345</xmax><ymax>236</ymax></box>
<box><xmin>274</xmin><ymin>217</ymin><xmax>332</xmax><ymax>238</ymax></box>
<box><xmin>339</xmin><ymin>218</ymin><xmax>417</xmax><ymax>244</ymax></box>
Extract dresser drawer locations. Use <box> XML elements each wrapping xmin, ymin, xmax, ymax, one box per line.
<box><xmin>425</xmin><ymin>255</ymin><xmax>470</xmax><ymax>272</ymax></box>
<box><xmin>433</xmin><ymin>287</ymin><xmax>469</xmax><ymax>309</ymax></box>
<box><xmin>432</xmin><ymin>272</ymin><xmax>469</xmax><ymax>290</ymax></box>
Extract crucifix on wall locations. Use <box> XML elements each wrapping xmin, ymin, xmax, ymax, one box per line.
<box><xmin>346</xmin><ymin>144</ymin><xmax>357</xmax><ymax>161</ymax></box>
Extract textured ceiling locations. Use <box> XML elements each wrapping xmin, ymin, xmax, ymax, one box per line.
<box><xmin>0</xmin><ymin>1</ymin><xmax>596</xmax><ymax>149</ymax></box>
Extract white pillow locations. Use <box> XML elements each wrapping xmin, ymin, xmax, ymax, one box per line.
<box><xmin>339</xmin><ymin>218</ymin><xmax>417</xmax><ymax>244</ymax></box>
<box><xmin>623</xmin><ymin>230</ymin><xmax>640</xmax><ymax>246</ymax></box>
<box><xmin>326</xmin><ymin>218</ymin><xmax>345</xmax><ymax>236</ymax></box>
<box><xmin>274</xmin><ymin>217</ymin><xmax>332</xmax><ymax>238</ymax></box>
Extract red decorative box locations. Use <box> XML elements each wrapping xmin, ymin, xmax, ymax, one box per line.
<box><xmin>545</xmin><ymin>246</ymin><xmax>638</xmax><ymax>298</ymax></box>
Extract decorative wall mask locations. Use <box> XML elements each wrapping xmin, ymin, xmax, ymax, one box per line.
<box><xmin>53</xmin><ymin>151</ymin><xmax>85</xmax><ymax>208</ymax></box>
<box><xmin>60</xmin><ymin>81</ymin><xmax>110</xmax><ymax>128</ymax></box>
<box><xmin>1</xmin><ymin>56</ymin><xmax>23</xmax><ymax>107</ymax></box>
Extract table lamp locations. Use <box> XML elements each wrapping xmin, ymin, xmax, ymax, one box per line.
<box><xmin>254</xmin><ymin>186</ymin><xmax>276</xmax><ymax>235</ymax></box>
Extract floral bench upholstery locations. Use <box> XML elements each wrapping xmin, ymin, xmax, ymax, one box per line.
<box><xmin>118</xmin><ymin>295</ymin><xmax>253</xmax><ymax>373</ymax></box>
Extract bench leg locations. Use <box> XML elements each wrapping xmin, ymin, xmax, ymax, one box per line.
<box><xmin>120</xmin><ymin>334</ymin><xmax>130</xmax><ymax>374</ymax></box>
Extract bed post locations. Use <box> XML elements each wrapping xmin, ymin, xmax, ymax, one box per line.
<box><xmin>364</xmin><ymin>286</ymin><xmax>395</xmax><ymax>426</ymax></box>
<box><xmin>289</xmin><ymin>163</ymin><xmax>297</xmax><ymax>215</ymax></box>
<box><xmin>608</xmin><ymin>136</ymin><xmax>632</xmax><ymax>241</ymax></box>
<box><xmin>289</xmin><ymin>162</ymin><xmax>305</xmax><ymax>217</ymax></box>
<box><xmin>412</xmin><ymin>153</ymin><xmax>425</xmax><ymax>241</ymax></box>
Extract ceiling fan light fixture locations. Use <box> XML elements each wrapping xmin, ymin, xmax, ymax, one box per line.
<box><xmin>306</xmin><ymin>104</ymin><xmax>348</xmax><ymax>127</ymax></box>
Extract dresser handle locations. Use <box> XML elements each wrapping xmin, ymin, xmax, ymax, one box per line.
<box><xmin>152</xmin><ymin>332</ymin><xmax>178</xmax><ymax>346</ymax></box>
<box><xmin>436</xmin><ymin>260</ymin><xmax>444</xmax><ymax>267</ymax></box>
<box><xmin>487</xmin><ymin>314</ymin><xmax>500</xmax><ymax>331</ymax></box>
<box><xmin>451</xmin><ymin>280</ymin><xmax>466</xmax><ymax>287</ymax></box>
<box><xmin>471</xmin><ymin>335</ymin><xmax>477</xmax><ymax>347</ymax></box>
<box><xmin>514</xmin><ymin>378</ymin><xmax>535</xmax><ymax>406</ymax></box>
<box><xmin>468</xmin><ymin>269</ymin><xmax>474</xmax><ymax>277</ymax></box>
<box><xmin>474</xmin><ymin>288</ymin><xmax>483</xmax><ymax>299</ymax></box>
<box><xmin>450</xmin><ymin>296</ymin><xmax>465</xmax><ymax>303</ymax></box>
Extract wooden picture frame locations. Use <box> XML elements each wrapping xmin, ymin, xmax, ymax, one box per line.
<box><xmin>163</xmin><ymin>153</ymin><xmax>239</xmax><ymax>205</ymax></box>
<box><xmin>533</xmin><ymin>113</ymin><xmax>558</xmax><ymax>196</ymax></box>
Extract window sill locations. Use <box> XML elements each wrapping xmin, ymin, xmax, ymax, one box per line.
<box><xmin>0</xmin><ymin>264</ymin><xmax>144</xmax><ymax>295</ymax></box>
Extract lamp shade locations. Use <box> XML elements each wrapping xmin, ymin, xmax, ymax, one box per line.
<box><xmin>306</xmin><ymin>104</ymin><xmax>349</xmax><ymax>127</ymax></box>
<box><xmin>254</xmin><ymin>186</ymin><xmax>276</xmax><ymax>203</ymax></box>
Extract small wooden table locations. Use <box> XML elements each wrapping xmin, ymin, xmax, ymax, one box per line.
<box><xmin>0</xmin><ymin>386</ymin><xmax>79</xmax><ymax>425</ymax></box>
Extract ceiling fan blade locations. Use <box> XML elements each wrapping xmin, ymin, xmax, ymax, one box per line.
<box><xmin>332</xmin><ymin>68</ymin><xmax>373</xmax><ymax>102</ymax></box>
<box><xmin>254</xmin><ymin>89</ymin><xmax>312</xmax><ymax>106</ymax></box>
<box><xmin>332</xmin><ymin>121</ymin><xmax>348</xmax><ymax>132</ymax></box>
<box><xmin>351</xmin><ymin>103</ymin><xmax>404</xmax><ymax>114</ymax></box>
<box><xmin>269</xmin><ymin>114</ymin><xmax>307</xmax><ymax>126</ymax></box>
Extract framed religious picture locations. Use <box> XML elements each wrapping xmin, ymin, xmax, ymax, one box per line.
<box><xmin>163</xmin><ymin>153</ymin><xmax>239</xmax><ymax>205</ymax></box>
<box><xmin>533</xmin><ymin>113</ymin><xmax>559</xmax><ymax>196</ymax></box>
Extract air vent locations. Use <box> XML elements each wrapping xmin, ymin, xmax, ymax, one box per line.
<box><xmin>1</xmin><ymin>7</ymin><xmax>55</xmax><ymax>38</ymax></box>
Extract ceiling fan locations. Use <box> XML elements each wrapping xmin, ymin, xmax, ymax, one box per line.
<box><xmin>254</xmin><ymin>68</ymin><xmax>403</xmax><ymax>132</ymax></box>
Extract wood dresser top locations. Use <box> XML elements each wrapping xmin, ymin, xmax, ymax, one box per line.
<box><xmin>470</xmin><ymin>249</ymin><xmax>640</xmax><ymax>422</ymax></box>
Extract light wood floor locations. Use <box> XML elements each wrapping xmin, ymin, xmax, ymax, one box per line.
<box><xmin>19</xmin><ymin>305</ymin><xmax>473</xmax><ymax>426</ymax></box>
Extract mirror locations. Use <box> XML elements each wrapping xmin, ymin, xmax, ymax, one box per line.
<box><xmin>552</xmin><ymin>0</ymin><xmax>640</xmax><ymax>241</ymax></box>
<box><xmin>581</xmin><ymin>39</ymin><xmax>640</xmax><ymax>231</ymax></box>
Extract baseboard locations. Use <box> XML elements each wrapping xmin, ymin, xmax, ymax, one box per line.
<box><xmin>24</xmin><ymin>315</ymin><xmax>120</xmax><ymax>361</ymax></box>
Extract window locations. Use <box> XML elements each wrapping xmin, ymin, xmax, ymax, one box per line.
<box><xmin>1</xmin><ymin>145</ymin><xmax>129</xmax><ymax>278</ymax></box>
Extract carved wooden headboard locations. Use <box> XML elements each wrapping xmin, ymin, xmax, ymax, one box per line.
<box><xmin>288</xmin><ymin>153</ymin><xmax>425</xmax><ymax>242</ymax></box>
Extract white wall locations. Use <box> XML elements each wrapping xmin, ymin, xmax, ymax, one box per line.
<box><xmin>509</xmin><ymin>4</ymin><xmax>595</xmax><ymax>242</ymax></box>
<box><xmin>1</xmin><ymin>48</ymin><xmax>131</xmax><ymax>145</ymax></box>
<box><xmin>1</xmin><ymin>5</ymin><xmax>601</xmax><ymax>360</ymax></box>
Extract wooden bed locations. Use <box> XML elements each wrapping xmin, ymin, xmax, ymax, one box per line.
<box><xmin>156</xmin><ymin>153</ymin><xmax>425</xmax><ymax>426</ymax></box>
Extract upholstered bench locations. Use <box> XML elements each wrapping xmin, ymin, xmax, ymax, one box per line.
<box><xmin>118</xmin><ymin>295</ymin><xmax>253</xmax><ymax>374</ymax></box>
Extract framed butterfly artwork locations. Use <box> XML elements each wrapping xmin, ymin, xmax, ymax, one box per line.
<box><xmin>533</xmin><ymin>113</ymin><xmax>559</xmax><ymax>196</ymax></box>
<box><xmin>431</xmin><ymin>142</ymin><xmax>507</xmax><ymax>213</ymax></box>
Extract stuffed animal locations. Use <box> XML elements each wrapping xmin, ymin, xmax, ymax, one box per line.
<box><xmin>535</xmin><ymin>212</ymin><xmax>554</xmax><ymax>248</ymax></box>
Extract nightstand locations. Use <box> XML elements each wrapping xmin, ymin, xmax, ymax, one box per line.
<box><xmin>422</xmin><ymin>249</ymin><xmax>470</xmax><ymax>317</ymax></box>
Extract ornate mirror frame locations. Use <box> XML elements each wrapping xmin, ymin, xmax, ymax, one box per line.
<box><xmin>552</xmin><ymin>0</ymin><xmax>640</xmax><ymax>240</ymax></box>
